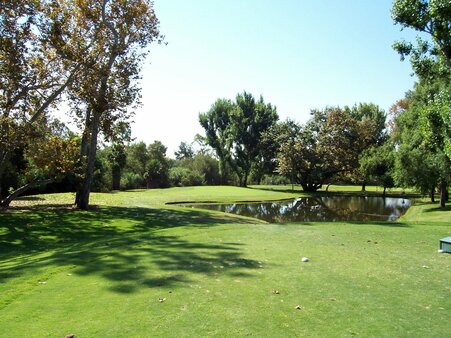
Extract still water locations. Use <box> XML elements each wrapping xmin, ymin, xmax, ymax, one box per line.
<box><xmin>187</xmin><ymin>196</ymin><xmax>411</xmax><ymax>222</ymax></box>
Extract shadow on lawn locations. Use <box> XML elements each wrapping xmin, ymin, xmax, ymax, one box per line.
<box><xmin>0</xmin><ymin>207</ymin><xmax>262</xmax><ymax>293</ymax></box>
<box><xmin>422</xmin><ymin>204</ymin><xmax>451</xmax><ymax>212</ymax></box>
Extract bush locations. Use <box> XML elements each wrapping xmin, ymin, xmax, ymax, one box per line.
<box><xmin>169</xmin><ymin>167</ymin><xmax>205</xmax><ymax>187</ymax></box>
<box><xmin>260</xmin><ymin>174</ymin><xmax>290</xmax><ymax>185</ymax></box>
<box><xmin>121</xmin><ymin>172</ymin><xmax>145</xmax><ymax>190</ymax></box>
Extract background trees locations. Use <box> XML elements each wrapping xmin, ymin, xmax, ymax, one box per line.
<box><xmin>199</xmin><ymin>99</ymin><xmax>234</xmax><ymax>184</ymax></box>
<box><xmin>274</xmin><ymin>106</ymin><xmax>387</xmax><ymax>192</ymax></box>
<box><xmin>360</xmin><ymin>144</ymin><xmax>395</xmax><ymax>196</ymax></box>
<box><xmin>199</xmin><ymin>92</ymin><xmax>278</xmax><ymax>187</ymax></box>
<box><xmin>145</xmin><ymin>141</ymin><xmax>170</xmax><ymax>188</ymax></box>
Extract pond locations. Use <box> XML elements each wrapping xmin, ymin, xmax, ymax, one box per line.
<box><xmin>186</xmin><ymin>196</ymin><xmax>411</xmax><ymax>223</ymax></box>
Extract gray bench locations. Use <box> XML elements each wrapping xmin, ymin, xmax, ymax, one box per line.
<box><xmin>439</xmin><ymin>237</ymin><xmax>451</xmax><ymax>253</ymax></box>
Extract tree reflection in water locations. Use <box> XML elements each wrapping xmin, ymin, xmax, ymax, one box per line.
<box><xmin>187</xmin><ymin>196</ymin><xmax>411</xmax><ymax>223</ymax></box>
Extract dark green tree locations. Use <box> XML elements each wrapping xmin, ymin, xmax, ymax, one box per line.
<box><xmin>392</xmin><ymin>0</ymin><xmax>450</xmax><ymax>80</ymax></box>
<box><xmin>175</xmin><ymin>141</ymin><xmax>195</xmax><ymax>160</ymax></box>
<box><xmin>360</xmin><ymin>144</ymin><xmax>395</xmax><ymax>197</ymax></box>
<box><xmin>199</xmin><ymin>99</ymin><xmax>234</xmax><ymax>184</ymax></box>
<box><xmin>108</xmin><ymin>143</ymin><xmax>127</xmax><ymax>190</ymax></box>
<box><xmin>277</xmin><ymin>108</ymin><xmax>364</xmax><ymax>192</ymax></box>
<box><xmin>392</xmin><ymin>0</ymin><xmax>450</xmax><ymax>207</ymax></box>
<box><xmin>347</xmin><ymin>103</ymin><xmax>388</xmax><ymax>190</ymax></box>
<box><xmin>228</xmin><ymin>92</ymin><xmax>279</xmax><ymax>186</ymax></box>
<box><xmin>145</xmin><ymin>141</ymin><xmax>170</xmax><ymax>188</ymax></box>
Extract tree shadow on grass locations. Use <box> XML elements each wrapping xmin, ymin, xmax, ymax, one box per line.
<box><xmin>0</xmin><ymin>206</ymin><xmax>264</xmax><ymax>295</ymax></box>
<box><xmin>276</xmin><ymin>220</ymin><xmax>410</xmax><ymax>228</ymax></box>
<box><xmin>422</xmin><ymin>204</ymin><xmax>451</xmax><ymax>213</ymax></box>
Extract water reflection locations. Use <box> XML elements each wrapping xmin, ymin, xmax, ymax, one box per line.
<box><xmin>187</xmin><ymin>196</ymin><xmax>411</xmax><ymax>223</ymax></box>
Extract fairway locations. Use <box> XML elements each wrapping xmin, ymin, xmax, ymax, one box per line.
<box><xmin>0</xmin><ymin>187</ymin><xmax>450</xmax><ymax>337</ymax></box>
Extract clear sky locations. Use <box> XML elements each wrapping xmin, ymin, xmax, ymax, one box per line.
<box><xmin>127</xmin><ymin>0</ymin><xmax>417</xmax><ymax>156</ymax></box>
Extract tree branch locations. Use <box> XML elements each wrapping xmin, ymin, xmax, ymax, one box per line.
<box><xmin>0</xmin><ymin>178</ymin><xmax>54</xmax><ymax>207</ymax></box>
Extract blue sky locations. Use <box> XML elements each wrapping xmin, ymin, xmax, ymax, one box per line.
<box><xmin>132</xmin><ymin>0</ymin><xmax>418</xmax><ymax>156</ymax></box>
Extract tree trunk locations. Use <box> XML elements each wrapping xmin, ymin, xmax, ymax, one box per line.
<box><xmin>219</xmin><ymin>159</ymin><xmax>226</xmax><ymax>185</ymax></box>
<box><xmin>439</xmin><ymin>181</ymin><xmax>447</xmax><ymax>208</ymax></box>
<box><xmin>112</xmin><ymin>167</ymin><xmax>121</xmax><ymax>190</ymax></box>
<box><xmin>76</xmin><ymin>112</ymin><xmax>100</xmax><ymax>210</ymax></box>
<box><xmin>242</xmin><ymin>170</ymin><xmax>248</xmax><ymax>187</ymax></box>
<box><xmin>301</xmin><ymin>182</ymin><xmax>322</xmax><ymax>192</ymax></box>
<box><xmin>325</xmin><ymin>183</ymin><xmax>331</xmax><ymax>192</ymax></box>
<box><xmin>0</xmin><ymin>178</ymin><xmax>53</xmax><ymax>207</ymax></box>
<box><xmin>0</xmin><ymin>148</ymin><xmax>10</xmax><ymax>202</ymax></box>
<box><xmin>75</xmin><ymin>110</ymin><xmax>91</xmax><ymax>207</ymax></box>
<box><xmin>361</xmin><ymin>182</ymin><xmax>366</xmax><ymax>192</ymax></box>
<box><xmin>0</xmin><ymin>158</ymin><xmax>4</xmax><ymax>202</ymax></box>
<box><xmin>383</xmin><ymin>186</ymin><xmax>386</xmax><ymax>197</ymax></box>
<box><xmin>430</xmin><ymin>186</ymin><xmax>435</xmax><ymax>203</ymax></box>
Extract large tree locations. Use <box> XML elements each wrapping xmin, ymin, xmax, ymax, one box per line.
<box><xmin>49</xmin><ymin>0</ymin><xmax>163</xmax><ymax>209</ymax></box>
<box><xmin>392</xmin><ymin>85</ymin><xmax>449</xmax><ymax>204</ymax></box>
<box><xmin>228</xmin><ymin>92</ymin><xmax>279</xmax><ymax>186</ymax></box>
<box><xmin>392</xmin><ymin>0</ymin><xmax>450</xmax><ymax>207</ymax></box>
<box><xmin>0</xmin><ymin>0</ymin><xmax>81</xmax><ymax>206</ymax></box>
<box><xmin>199</xmin><ymin>99</ymin><xmax>234</xmax><ymax>184</ymax></box>
<box><xmin>199</xmin><ymin>92</ymin><xmax>278</xmax><ymax>187</ymax></box>
<box><xmin>346</xmin><ymin>103</ymin><xmax>387</xmax><ymax>190</ymax></box>
<box><xmin>276</xmin><ymin>108</ymin><xmax>373</xmax><ymax>192</ymax></box>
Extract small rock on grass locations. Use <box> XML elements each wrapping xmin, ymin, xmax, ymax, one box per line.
<box><xmin>272</xmin><ymin>289</ymin><xmax>280</xmax><ymax>294</ymax></box>
<box><xmin>301</xmin><ymin>257</ymin><xmax>309</xmax><ymax>262</ymax></box>
<box><xmin>158</xmin><ymin>297</ymin><xmax>166</xmax><ymax>303</ymax></box>
<box><xmin>65</xmin><ymin>335</ymin><xmax>75</xmax><ymax>338</ymax></box>
<box><xmin>295</xmin><ymin>305</ymin><xmax>302</xmax><ymax>310</ymax></box>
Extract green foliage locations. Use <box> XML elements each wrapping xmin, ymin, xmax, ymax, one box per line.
<box><xmin>199</xmin><ymin>98</ymin><xmax>234</xmax><ymax>183</ymax></box>
<box><xmin>199</xmin><ymin>92</ymin><xmax>278</xmax><ymax>186</ymax></box>
<box><xmin>275</xmin><ymin>107</ymin><xmax>383</xmax><ymax>192</ymax></box>
<box><xmin>174</xmin><ymin>141</ymin><xmax>195</xmax><ymax>160</ymax></box>
<box><xmin>359</xmin><ymin>144</ymin><xmax>395</xmax><ymax>194</ymax></box>
<box><xmin>392</xmin><ymin>0</ymin><xmax>450</xmax><ymax>206</ymax></box>
<box><xmin>420</xmin><ymin>88</ymin><xmax>451</xmax><ymax>158</ymax></box>
<box><xmin>169</xmin><ymin>167</ymin><xmax>205</xmax><ymax>187</ymax></box>
<box><xmin>124</xmin><ymin>141</ymin><xmax>149</xmax><ymax>187</ymax></box>
<box><xmin>392</xmin><ymin>0</ymin><xmax>451</xmax><ymax>80</ymax></box>
<box><xmin>145</xmin><ymin>141</ymin><xmax>170</xmax><ymax>188</ymax></box>
<box><xmin>108</xmin><ymin>143</ymin><xmax>127</xmax><ymax>190</ymax></box>
<box><xmin>391</xmin><ymin>82</ymin><xmax>450</xmax><ymax>204</ymax></box>
<box><xmin>120</xmin><ymin>172</ymin><xmax>143</xmax><ymax>190</ymax></box>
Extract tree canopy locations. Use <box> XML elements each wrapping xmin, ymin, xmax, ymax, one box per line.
<box><xmin>199</xmin><ymin>92</ymin><xmax>278</xmax><ymax>186</ymax></box>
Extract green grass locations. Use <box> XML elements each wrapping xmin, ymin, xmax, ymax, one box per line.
<box><xmin>0</xmin><ymin>186</ymin><xmax>450</xmax><ymax>337</ymax></box>
<box><xmin>251</xmin><ymin>184</ymin><xmax>417</xmax><ymax>196</ymax></box>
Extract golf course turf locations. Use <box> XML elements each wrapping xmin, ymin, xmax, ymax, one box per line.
<box><xmin>0</xmin><ymin>186</ymin><xmax>449</xmax><ymax>337</ymax></box>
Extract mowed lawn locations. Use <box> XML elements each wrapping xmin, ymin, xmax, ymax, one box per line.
<box><xmin>0</xmin><ymin>187</ymin><xmax>449</xmax><ymax>337</ymax></box>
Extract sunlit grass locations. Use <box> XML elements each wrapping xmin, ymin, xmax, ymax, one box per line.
<box><xmin>0</xmin><ymin>186</ymin><xmax>449</xmax><ymax>337</ymax></box>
